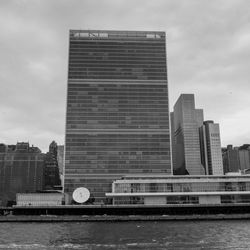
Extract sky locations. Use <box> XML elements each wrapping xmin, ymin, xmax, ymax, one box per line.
<box><xmin>0</xmin><ymin>0</ymin><xmax>249</xmax><ymax>152</ymax></box>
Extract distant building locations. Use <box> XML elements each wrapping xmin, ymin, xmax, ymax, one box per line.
<box><xmin>57</xmin><ymin>145</ymin><xmax>64</xmax><ymax>186</ymax></box>
<box><xmin>223</xmin><ymin>145</ymin><xmax>250</xmax><ymax>173</ymax></box>
<box><xmin>223</xmin><ymin>145</ymin><xmax>240</xmax><ymax>173</ymax></box>
<box><xmin>0</xmin><ymin>142</ymin><xmax>45</xmax><ymax>205</ymax></box>
<box><xmin>239</xmin><ymin>144</ymin><xmax>250</xmax><ymax>171</ymax></box>
<box><xmin>171</xmin><ymin>94</ymin><xmax>205</xmax><ymax>175</ymax></box>
<box><xmin>200</xmin><ymin>121</ymin><xmax>223</xmax><ymax>175</ymax></box>
<box><xmin>44</xmin><ymin>141</ymin><xmax>61</xmax><ymax>190</ymax></box>
<box><xmin>171</xmin><ymin>94</ymin><xmax>224</xmax><ymax>176</ymax></box>
<box><xmin>16</xmin><ymin>193</ymin><xmax>64</xmax><ymax>206</ymax></box>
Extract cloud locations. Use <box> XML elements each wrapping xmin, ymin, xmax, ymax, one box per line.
<box><xmin>0</xmin><ymin>0</ymin><xmax>249</xmax><ymax>151</ymax></box>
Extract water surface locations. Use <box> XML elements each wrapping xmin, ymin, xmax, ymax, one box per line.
<box><xmin>0</xmin><ymin>220</ymin><xmax>249</xmax><ymax>249</ymax></box>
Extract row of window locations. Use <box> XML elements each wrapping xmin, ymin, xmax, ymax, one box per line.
<box><xmin>68</xmin><ymin>72</ymin><xmax>167</xmax><ymax>76</ymax></box>
<box><xmin>67</xmin><ymin>119</ymin><xmax>168</xmax><ymax>123</ymax></box>
<box><xmin>65</xmin><ymin>167</ymin><xmax>169</xmax><ymax>175</ymax></box>
<box><xmin>67</xmin><ymin>89</ymin><xmax>168</xmax><ymax>93</ymax></box>
<box><xmin>68</xmin><ymin>99</ymin><xmax>168</xmax><ymax>103</ymax></box>
<box><xmin>69</xmin><ymin>76</ymin><xmax>166</xmax><ymax>80</ymax></box>
<box><xmin>69</xmin><ymin>42</ymin><xmax>165</xmax><ymax>47</ymax></box>
<box><xmin>68</xmin><ymin>91</ymin><xmax>168</xmax><ymax>95</ymax></box>
<box><xmin>68</xmin><ymin>84</ymin><xmax>168</xmax><ymax>89</ymax></box>
<box><xmin>69</xmin><ymin>52</ymin><xmax>166</xmax><ymax>56</ymax></box>
<box><xmin>66</xmin><ymin>139</ymin><xmax>170</xmax><ymax>144</ymax></box>
<box><xmin>114</xmin><ymin>182</ymin><xmax>250</xmax><ymax>193</ymax></box>
<box><xmin>69</xmin><ymin>41</ymin><xmax>165</xmax><ymax>46</ymax></box>
<box><xmin>66</xmin><ymin>154</ymin><xmax>170</xmax><ymax>159</ymax></box>
<box><xmin>67</xmin><ymin>126</ymin><xmax>168</xmax><ymax>129</ymax></box>
<box><xmin>113</xmin><ymin>195</ymin><xmax>250</xmax><ymax>205</ymax></box>
<box><xmin>66</xmin><ymin>136</ymin><xmax>169</xmax><ymax>140</ymax></box>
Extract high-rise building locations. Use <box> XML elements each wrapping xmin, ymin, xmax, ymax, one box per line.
<box><xmin>44</xmin><ymin>141</ymin><xmax>61</xmax><ymax>190</ymax></box>
<box><xmin>223</xmin><ymin>145</ymin><xmax>240</xmax><ymax>173</ymax></box>
<box><xmin>238</xmin><ymin>144</ymin><xmax>250</xmax><ymax>171</ymax></box>
<box><xmin>171</xmin><ymin>94</ymin><xmax>205</xmax><ymax>175</ymax></box>
<box><xmin>57</xmin><ymin>145</ymin><xmax>64</xmax><ymax>185</ymax></box>
<box><xmin>200</xmin><ymin>121</ymin><xmax>223</xmax><ymax>175</ymax></box>
<box><xmin>223</xmin><ymin>144</ymin><xmax>250</xmax><ymax>173</ymax></box>
<box><xmin>0</xmin><ymin>142</ymin><xmax>45</xmax><ymax>206</ymax></box>
<box><xmin>64</xmin><ymin>30</ymin><xmax>171</xmax><ymax>203</ymax></box>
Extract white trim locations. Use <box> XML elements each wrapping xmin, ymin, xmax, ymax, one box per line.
<box><xmin>113</xmin><ymin>178</ymin><xmax>250</xmax><ymax>184</ymax></box>
<box><xmin>106</xmin><ymin>191</ymin><xmax>250</xmax><ymax>197</ymax></box>
<box><xmin>68</xmin><ymin>79</ymin><xmax>167</xmax><ymax>85</ymax></box>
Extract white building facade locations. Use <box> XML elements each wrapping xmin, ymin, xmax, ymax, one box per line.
<box><xmin>106</xmin><ymin>175</ymin><xmax>250</xmax><ymax>205</ymax></box>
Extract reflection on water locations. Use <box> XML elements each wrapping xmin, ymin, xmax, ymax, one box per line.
<box><xmin>0</xmin><ymin>220</ymin><xmax>249</xmax><ymax>249</ymax></box>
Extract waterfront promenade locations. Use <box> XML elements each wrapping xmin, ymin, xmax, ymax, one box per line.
<box><xmin>1</xmin><ymin>203</ymin><xmax>250</xmax><ymax>222</ymax></box>
<box><xmin>2</xmin><ymin>214</ymin><xmax>250</xmax><ymax>222</ymax></box>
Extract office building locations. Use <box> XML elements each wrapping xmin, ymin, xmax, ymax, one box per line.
<box><xmin>57</xmin><ymin>145</ymin><xmax>64</xmax><ymax>185</ymax></box>
<box><xmin>223</xmin><ymin>145</ymin><xmax>240</xmax><ymax>173</ymax></box>
<box><xmin>0</xmin><ymin>142</ymin><xmax>45</xmax><ymax>206</ymax></box>
<box><xmin>223</xmin><ymin>144</ymin><xmax>250</xmax><ymax>173</ymax></box>
<box><xmin>171</xmin><ymin>94</ymin><xmax>205</xmax><ymax>175</ymax></box>
<box><xmin>64</xmin><ymin>30</ymin><xmax>171</xmax><ymax>203</ymax></box>
<box><xmin>238</xmin><ymin>144</ymin><xmax>250</xmax><ymax>171</ymax></box>
<box><xmin>44</xmin><ymin>141</ymin><xmax>61</xmax><ymax>190</ymax></box>
<box><xmin>200</xmin><ymin>121</ymin><xmax>223</xmax><ymax>175</ymax></box>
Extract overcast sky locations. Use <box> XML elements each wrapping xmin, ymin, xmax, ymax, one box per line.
<box><xmin>0</xmin><ymin>0</ymin><xmax>249</xmax><ymax>152</ymax></box>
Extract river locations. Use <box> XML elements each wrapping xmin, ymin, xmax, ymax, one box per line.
<box><xmin>0</xmin><ymin>220</ymin><xmax>249</xmax><ymax>249</ymax></box>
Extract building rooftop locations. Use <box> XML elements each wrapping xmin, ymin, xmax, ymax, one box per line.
<box><xmin>70</xmin><ymin>30</ymin><xmax>165</xmax><ymax>39</ymax></box>
<box><xmin>121</xmin><ymin>174</ymin><xmax>250</xmax><ymax>180</ymax></box>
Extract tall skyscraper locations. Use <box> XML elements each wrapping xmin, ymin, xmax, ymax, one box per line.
<box><xmin>64</xmin><ymin>30</ymin><xmax>171</xmax><ymax>203</ymax></box>
<box><xmin>200</xmin><ymin>121</ymin><xmax>223</xmax><ymax>175</ymax></box>
<box><xmin>171</xmin><ymin>94</ymin><xmax>205</xmax><ymax>175</ymax></box>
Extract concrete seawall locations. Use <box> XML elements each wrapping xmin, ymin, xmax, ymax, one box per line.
<box><xmin>2</xmin><ymin>214</ymin><xmax>250</xmax><ymax>222</ymax></box>
<box><xmin>1</xmin><ymin>204</ymin><xmax>250</xmax><ymax>221</ymax></box>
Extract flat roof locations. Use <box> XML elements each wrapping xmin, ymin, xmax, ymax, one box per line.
<box><xmin>106</xmin><ymin>191</ymin><xmax>250</xmax><ymax>197</ymax></box>
<box><xmin>70</xmin><ymin>30</ymin><xmax>165</xmax><ymax>39</ymax></box>
<box><xmin>113</xmin><ymin>175</ymin><xmax>250</xmax><ymax>184</ymax></box>
<box><xmin>121</xmin><ymin>174</ymin><xmax>250</xmax><ymax>179</ymax></box>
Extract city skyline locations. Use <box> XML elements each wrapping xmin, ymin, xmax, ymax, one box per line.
<box><xmin>0</xmin><ymin>0</ymin><xmax>250</xmax><ymax>152</ymax></box>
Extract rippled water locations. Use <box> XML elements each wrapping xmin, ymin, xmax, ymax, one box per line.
<box><xmin>0</xmin><ymin>220</ymin><xmax>250</xmax><ymax>249</ymax></box>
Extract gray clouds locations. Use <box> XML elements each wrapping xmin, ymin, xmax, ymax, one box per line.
<box><xmin>0</xmin><ymin>0</ymin><xmax>249</xmax><ymax>151</ymax></box>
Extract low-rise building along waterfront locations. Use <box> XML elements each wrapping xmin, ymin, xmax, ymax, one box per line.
<box><xmin>106</xmin><ymin>175</ymin><xmax>250</xmax><ymax>205</ymax></box>
<box><xmin>16</xmin><ymin>193</ymin><xmax>64</xmax><ymax>206</ymax></box>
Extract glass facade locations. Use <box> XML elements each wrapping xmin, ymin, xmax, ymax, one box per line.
<box><xmin>108</xmin><ymin>176</ymin><xmax>250</xmax><ymax>205</ymax></box>
<box><xmin>113</xmin><ymin>180</ymin><xmax>250</xmax><ymax>193</ymax></box>
<box><xmin>64</xmin><ymin>30</ymin><xmax>171</xmax><ymax>203</ymax></box>
<box><xmin>171</xmin><ymin>94</ymin><xmax>205</xmax><ymax>175</ymax></box>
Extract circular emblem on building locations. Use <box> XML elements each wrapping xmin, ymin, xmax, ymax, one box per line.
<box><xmin>72</xmin><ymin>187</ymin><xmax>90</xmax><ymax>203</ymax></box>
